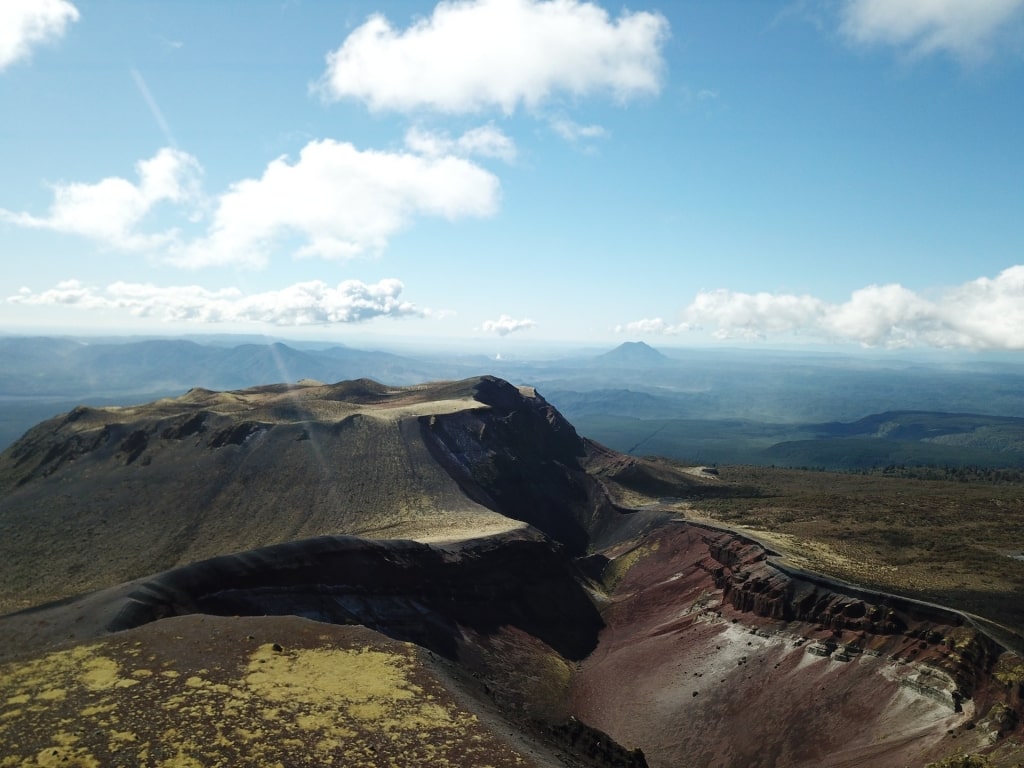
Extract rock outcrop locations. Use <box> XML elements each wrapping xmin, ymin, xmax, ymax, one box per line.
<box><xmin>698</xmin><ymin>527</ymin><xmax>1014</xmax><ymax>704</ymax></box>
<box><xmin>104</xmin><ymin>531</ymin><xmax>604</xmax><ymax>662</ymax></box>
<box><xmin>573</xmin><ymin>521</ymin><xmax>1024</xmax><ymax>767</ymax></box>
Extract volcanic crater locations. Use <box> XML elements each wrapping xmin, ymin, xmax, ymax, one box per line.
<box><xmin>1</xmin><ymin>376</ymin><xmax>1022</xmax><ymax>767</ymax></box>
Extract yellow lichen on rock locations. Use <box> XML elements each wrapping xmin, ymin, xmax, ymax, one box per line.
<box><xmin>992</xmin><ymin>653</ymin><xmax>1024</xmax><ymax>687</ymax></box>
<box><xmin>84</xmin><ymin>656</ymin><xmax>138</xmax><ymax>691</ymax></box>
<box><xmin>244</xmin><ymin>643</ymin><xmax>464</xmax><ymax>734</ymax></box>
<box><xmin>603</xmin><ymin>540</ymin><xmax>661</xmax><ymax>591</ymax></box>
<box><xmin>0</xmin><ymin>620</ymin><xmax>536</xmax><ymax>768</ymax></box>
<box><xmin>32</xmin><ymin>746</ymin><xmax>101</xmax><ymax>768</ymax></box>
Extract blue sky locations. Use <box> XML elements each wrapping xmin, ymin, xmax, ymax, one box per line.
<box><xmin>1</xmin><ymin>0</ymin><xmax>1023</xmax><ymax>351</ymax></box>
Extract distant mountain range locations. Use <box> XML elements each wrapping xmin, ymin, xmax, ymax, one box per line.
<box><xmin>0</xmin><ymin>336</ymin><xmax>443</xmax><ymax>396</ymax></box>
<box><xmin>3</xmin><ymin>335</ymin><xmax>1024</xmax><ymax>471</ymax></box>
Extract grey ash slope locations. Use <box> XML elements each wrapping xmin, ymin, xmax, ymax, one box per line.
<box><xmin>0</xmin><ymin>375</ymin><xmax>676</xmax><ymax>613</ymax></box>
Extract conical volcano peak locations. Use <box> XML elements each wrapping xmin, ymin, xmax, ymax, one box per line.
<box><xmin>598</xmin><ymin>341</ymin><xmax>669</xmax><ymax>366</ymax></box>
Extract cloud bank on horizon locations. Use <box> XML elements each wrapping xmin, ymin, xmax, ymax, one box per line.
<box><xmin>619</xmin><ymin>266</ymin><xmax>1024</xmax><ymax>351</ymax></box>
<box><xmin>9</xmin><ymin>278</ymin><xmax>420</xmax><ymax>326</ymax></box>
<box><xmin>1</xmin><ymin>0</ymin><xmax>1023</xmax><ymax>351</ymax></box>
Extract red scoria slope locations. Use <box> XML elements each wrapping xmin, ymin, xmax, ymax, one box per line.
<box><xmin>574</xmin><ymin>521</ymin><xmax>1024</xmax><ymax>768</ymax></box>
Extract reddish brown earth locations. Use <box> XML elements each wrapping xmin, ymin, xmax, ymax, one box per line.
<box><xmin>575</xmin><ymin>521</ymin><xmax>1024</xmax><ymax>768</ymax></box>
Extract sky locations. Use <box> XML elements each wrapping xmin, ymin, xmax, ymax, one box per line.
<box><xmin>1</xmin><ymin>0</ymin><xmax>1023</xmax><ymax>352</ymax></box>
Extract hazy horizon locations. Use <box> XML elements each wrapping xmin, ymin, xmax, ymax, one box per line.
<box><xmin>5</xmin><ymin>327</ymin><xmax>1024</xmax><ymax>367</ymax></box>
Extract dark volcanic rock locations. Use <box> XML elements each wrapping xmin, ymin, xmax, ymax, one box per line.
<box><xmin>207</xmin><ymin>420</ymin><xmax>267</xmax><ymax>448</ymax></box>
<box><xmin>0</xmin><ymin>376</ymin><xmax>673</xmax><ymax>614</ymax></box>
<box><xmin>104</xmin><ymin>532</ymin><xmax>604</xmax><ymax>662</ymax></box>
<box><xmin>548</xmin><ymin>717</ymin><xmax>648</xmax><ymax>768</ymax></box>
<box><xmin>422</xmin><ymin>377</ymin><xmax>643</xmax><ymax>555</ymax></box>
<box><xmin>119</xmin><ymin>428</ymin><xmax>150</xmax><ymax>464</ymax></box>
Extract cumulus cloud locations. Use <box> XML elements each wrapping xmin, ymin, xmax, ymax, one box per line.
<box><xmin>941</xmin><ymin>266</ymin><xmax>1024</xmax><ymax>347</ymax></box>
<box><xmin>8</xmin><ymin>278</ymin><xmax>421</xmax><ymax>326</ymax></box>
<box><xmin>482</xmin><ymin>314</ymin><xmax>537</xmax><ymax>336</ymax></box>
<box><xmin>684</xmin><ymin>290</ymin><xmax>826</xmax><ymax>341</ymax></box>
<box><xmin>840</xmin><ymin>0</ymin><xmax>1024</xmax><ymax>59</ymax></box>
<box><xmin>619</xmin><ymin>266</ymin><xmax>1024</xmax><ymax>350</ymax></box>
<box><xmin>821</xmin><ymin>283</ymin><xmax>939</xmax><ymax>346</ymax></box>
<box><xmin>0</xmin><ymin>148</ymin><xmax>202</xmax><ymax>250</ymax></box>
<box><xmin>177</xmin><ymin>139</ymin><xmax>500</xmax><ymax>268</ymax></box>
<box><xmin>317</xmin><ymin>0</ymin><xmax>669</xmax><ymax>114</ymax></box>
<box><xmin>0</xmin><ymin>0</ymin><xmax>79</xmax><ymax>71</ymax></box>
<box><xmin>404</xmin><ymin>124</ymin><xmax>516</xmax><ymax>162</ymax></box>
<box><xmin>1</xmin><ymin>141</ymin><xmax>499</xmax><ymax>268</ymax></box>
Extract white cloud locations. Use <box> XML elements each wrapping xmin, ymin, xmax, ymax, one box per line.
<box><xmin>10</xmin><ymin>280</ymin><xmax>113</xmax><ymax>310</ymax></box>
<box><xmin>613</xmin><ymin>317</ymin><xmax>688</xmax><ymax>335</ymax></box>
<box><xmin>684</xmin><ymin>290</ymin><xmax>826</xmax><ymax>340</ymax></box>
<box><xmin>453</xmin><ymin>125</ymin><xmax>518</xmax><ymax>161</ymax></box>
<box><xmin>482</xmin><ymin>314</ymin><xmax>536</xmax><ymax>336</ymax></box>
<box><xmin>820</xmin><ymin>283</ymin><xmax>938</xmax><ymax>347</ymax></box>
<box><xmin>404</xmin><ymin>124</ymin><xmax>516</xmax><ymax>162</ymax></box>
<box><xmin>177</xmin><ymin>139</ymin><xmax>500</xmax><ymax>268</ymax></box>
<box><xmin>8</xmin><ymin>278</ymin><xmax>421</xmax><ymax>326</ymax></box>
<box><xmin>317</xmin><ymin>0</ymin><xmax>669</xmax><ymax>114</ymax></box>
<box><xmin>622</xmin><ymin>266</ymin><xmax>1024</xmax><ymax>350</ymax></box>
<box><xmin>0</xmin><ymin>0</ymin><xmax>79</xmax><ymax>71</ymax></box>
<box><xmin>0</xmin><ymin>148</ymin><xmax>202</xmax><ymax>250</ymax></box>
<box><xmin>1</xmin><ymin>141</ymin><xmax>499</xmax><ymax>268</ymax></box>
<box><xmin>550</xmin><ymin>118</ymin><xmax>609</xmax><ymax>142</ymax></box>
<box><xmin>840</xmin><ymin>0</ymin><xmax>1024</xmax><ymax>59</ymax></box>
<box><xmin>939</xmin><ymin>265</ymin><xmax>1024</xmax><ymax>348</ymax></box>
